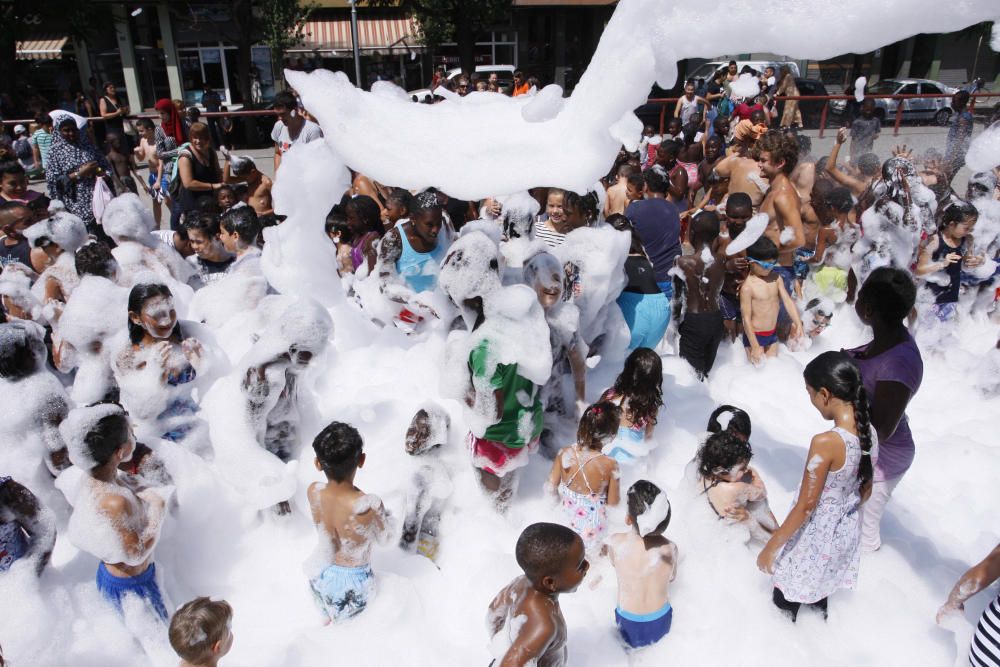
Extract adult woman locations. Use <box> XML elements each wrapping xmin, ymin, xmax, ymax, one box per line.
<box><xmin>113</xmin><ymin>282</ymin><xmax>208</xmax><ymax>445</ymax></box>
<box><xmin>845</xmin><ymin>267</ymin><xmax>922</xmax><ymax>551</ymax></box>
<box><xmin>775</xmin><ymin>67</ymin><xmax>802</xmax><ymax>130</ymax></box>
<box><xmin>171</xmin><ymin>122</ymin><xmax>222</xmax><ymax>230</ymax></box>
<box><xmin>45</xmin><ymin>114</ymin><xmax>111</xmax><ymax>232</ymax></box>
<box><xmin>98</xmin><ymin>82</ymin><xmax>129</xmax><ymax>145</ymax></box>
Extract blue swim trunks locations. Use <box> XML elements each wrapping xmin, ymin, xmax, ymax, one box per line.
<box><xmin>96</xmin><ymin>561</ymin><xmax>168</xmax><ymax>620</ymax></box>
<box><xmin>615</xmin><ymin>602</ymin><xmax>673</xmax><ymax>649</ymax></box>
<box><xmin>310</xmin><ymin>563</ymin><xmax>375</xmax><ymax>622</ymax></box>
<box><xmin>793</xmin><ymin>248</ymin><xmax>815</xmax><ymax>281</ymax></box>
<box><xmin>773</xmin><ymin>265</ymin><xmax>796</xmax><ymax>325</ymax></box>
<box><xmin>741</xmin><ymin>328</ymin><xmax>778</xmax><ymax>348</ymax></box>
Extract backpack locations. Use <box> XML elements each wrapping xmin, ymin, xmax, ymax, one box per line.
<box><xmin>717</xmin><ymin>96</ymin><xmax>733</xmax><ymax>118</ymax></box>
<box><xmin>167</xmin><ymin>143</ymin><xmax>191</xmax><ymax>200</ymax></box>
<box><xmin>13</xmin><ymin>137</ymin><xmax>32</xmax><ymax>161</ymax></box>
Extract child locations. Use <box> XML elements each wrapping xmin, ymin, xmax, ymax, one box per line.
<box><xmin>219</xmin><ymin>206</ymin><xmax>262</xmax><ymax>276</ymax></box>
<box><xmin>739</xmin><ymin>237</ymin><xmax>802</xmax><ymax>363</ymax></box>
<box><xmin>62</xmin><ymin>403</ymin><xmax>170</xmax><ymax>620</ymax></box>
<box><xmin>382</xmin><ymin>188</ymin><xmax>412</xmax><ymax>230</ymax></box>
<box><xmin>324</xmin><ymin>207</ymin><xmax>355</xmax><ymax>276</ymax></box>
<box><xmin>487</xmin><ymin>523</ymin><xmax>588</xmax><ymax>666</ymax></box>
<box><xmin>533</xmin><ymin>188</ymin><xmax>569</xmax><ymax>248</ymax></box>
<box><xmin>222</xmin><ymin>152</ymin><xmax>272</xmax><ymax>216</ymax></box>
<box><xmin>184</xmin><ymin>211</ymin><xmax>234</xmax><ymax>287</ymax></box>
<box><xmin>0</xmin><ymin>202</ymin><xmax>42</xmax><ymax>271</ymax></box>
<box><xmin>30</xmin><ymin>113</ymin><xmax>53</xmax><ymax>174</ymax></box>
<box><xmin>706</xmin><ymin>404</ymin><xmax>751</xmax><ymax>441</ymax></box>
<box><xmin>675</xmin><ymin>211</ymin><xmax>727</xmax><ymax>379</ymax></box>
<box><xmin>609</xmin><ymin>215</ymin><xmax>670</xmax><ymax>351</ymax></box>
<box><xmin>168</xmin><ymin>597</ymin><xmax>234</xmax><ymax>667</ymax></box>
<box><xmin>344</xmin><ymin>195</ymin><xmax>384</xmax><ymax>275</ymax></box>
<box><xmin>105</xmin><ymin>133</ymin><xmax>138</xmax><ymax>195</ymax></box>
<box><xmin>134</xmin><ymin>118</ymin><xmax>171</xmax><ymax>226</ymax></box>
<box><xmin>696</xmin><ymin>430</ymin><xmax>777</xmax><ymax>541</ymax></box>
<box><xmin>600</xmin><ymin>348</ymin><xmax>664</xmax><ymax>464</ymax></box>
<box><xmin>849</xmin><ymin>99</ymin><xmax>880</xmax><ymax>161</ymax></box>
<box><xmin>215</xmin><ymin>184</ymin><xmax>238</xmax><ymax>213</ymax></box>
<box><xmin>915</xmin><ymin>198</ymin><xmax>984</xmax><ymax>323</ymax></box>
<box><xmin>546</xmin><ymin>402</ymin><xmax>621</xmax><ymax>553</ymax></box>
<box><xmin>756</xmin><ymin>351</ymin><xmax>875</xmax><ymax>621</ymax></box>
<box><xmin>0</xmin><ymin>475</ymin><xmax>56</xmax><ymax>575</ymax></box>
<box><xmin>718</xmin><ymin>193</ymin><xmax>753</xmax><ymax>341</ymax></box>
<box><xmin>25</xmin><ymin>210</ymin><xmax>89</xmax><ymax>315</ymax></box>
<box><xmin>524</xmin><ymin>251</ymin><xmax>586</xmax><ymax>455</ymax></box>
<box><xmin>307</xmin><ymin>421</ymin><xmax>390</xmax><ymax>623</ymax></box>
<box><xmin>399</xmin><ymin>405</ymin><xmax>452</xmax><ymax>562</ymax></box>
<box><xmin>608</xmin><ymin>481</ymin><xmax>677</xmax><ymax>650</ymax></box>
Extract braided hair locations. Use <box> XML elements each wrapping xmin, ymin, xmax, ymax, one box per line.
<box><xmin>803</xmin><ymin>351</ymin><xmax>874</xmax><ymax>492</ymax></box>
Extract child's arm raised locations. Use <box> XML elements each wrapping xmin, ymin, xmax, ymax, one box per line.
<box><xmin>756</xmin><ymin>433</ymin><xmax>837</xmax><ymax>574</ymax></box>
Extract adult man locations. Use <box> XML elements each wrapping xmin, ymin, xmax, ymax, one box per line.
<box><xmin>271</xmin><ymin>91</ymin><xmax>323</xmax><ymax>174</ymax></box>
<box><xmin>755</xmin><ymin>131</ymin><xmax>804</xmax><ymax>336</ymax></box>
<box><xmin>201</xmin><ymin>84</ymin><xmax>223</xmax><ymax>148</ymax></box>
<box><xmin>674</xmin><ymin>82</ymin><xmax>708</xmax><ymax>126</ymax></box>
<box><xmin>625</xmin><ymin>168</ymin><xmax>682</xmax><ymax>315</ymax></box>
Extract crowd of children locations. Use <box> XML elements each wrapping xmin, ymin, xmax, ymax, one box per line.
<box><xmin>0</xmin><ymin>77</ymin><xmax>998</xmax><ymax>667</ymax></box>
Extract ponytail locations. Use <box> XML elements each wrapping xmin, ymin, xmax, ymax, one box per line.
<box><xmin>852</xmin><ymin>384</ymin><xmax>874</xmax><ymax>492</ymax></box>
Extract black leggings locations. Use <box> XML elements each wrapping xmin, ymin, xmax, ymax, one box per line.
<box><xmin>772</xmin><ymin>588</ymin><xmax>827</xmax><ymax>622</ymax></box>
<box><xmin>678</xmin><ymin>311</ymin><xmax>725</xmax><ymax>379</ymax></box>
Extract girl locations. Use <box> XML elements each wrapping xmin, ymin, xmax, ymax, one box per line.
<box><xmin>547</xmin><ymin>402</ymin><xmax>621</xmax><ymax>553</ymax></box>
<box><xmin>696</xmin><ymin>430</ymin><xmax>777</xmax><ymax>542</ymax></box>
<box><xmin>114</xmin><ymin>283</ymin><xmax>209</xmax><ymax>446</ymax></box>
<box><xmin>600</xmin><ymin>348</ymin><xmax>664</xmax><ymax>463</ymax></box>
<box><xmin>561</xmin><ymin>191</ymin><xmax>599</xmax><ymax>231</ymax></box>
<box><xmin>345</xmin><ymin>194</ymin><xmax>383</xmax><ymax>275</ymax></box>
<box><xmin>382</xmin><ymin>188</ymin><xmax>413</xmax><ymax>230</ymax></box>
<box><xmin>757</xmin><ymin>351</ymin><xmax>875</xmax><ymax>621</ymax></box>
<box><xmin>915</xmin><ymin>198</ymin><xmax>984</xmax><ymax>323</ymax></box>
<box><xmin>533</xmin><ymin>188</ymin><xmax>569</xmax><ymax>248</ymax></box>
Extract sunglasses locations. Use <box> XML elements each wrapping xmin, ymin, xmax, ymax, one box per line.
<box><xmin>747</xmin><ymin>257</ymin><xmax>777</xmax><ymax>271</ymax></box>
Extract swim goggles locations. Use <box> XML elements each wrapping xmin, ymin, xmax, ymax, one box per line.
<box><xmin>747</xmin><ymin>257</ymin><xmax>777</xmax><ymax>271</ymax></box>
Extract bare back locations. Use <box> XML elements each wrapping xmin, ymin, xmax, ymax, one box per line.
<box><xmin>488</xmin><ymin>576</ymin><xmax>567</xmax><ymax>667</ymax></box>
<box><xmin>609</xmin><ymin>531</ymin><xmax>676</xmax><ymax>614</ymax></box>
<box><xmin>308</xmin><ymin>481</ymin><xmax>387</xmax><ymax>568</ymax></box>
<box><xmin>676</xmin><ymin>249</ymin><xmax>725</xmax><ymax>314</ymax></box>
<box><xmin>717</xmin><ymin>156</ymin><xmax>767</xmax><ymax>209</ymax></box>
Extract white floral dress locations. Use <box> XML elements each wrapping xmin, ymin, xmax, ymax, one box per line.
<box><xmin>772</xmin><ymin>427</ymin><xmax>870</xmax><ymax>603</ymax></box>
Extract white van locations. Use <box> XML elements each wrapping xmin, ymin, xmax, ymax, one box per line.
<box><xmin>686</xmin><ymin>60</ymin><xmax>801</xmax><ymax>83</ymax></box>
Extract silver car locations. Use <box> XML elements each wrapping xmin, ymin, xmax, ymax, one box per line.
<box><xmin>830</xmin><ymin>78</ymin><xmax>958</xmax><ymax>125</ymax></box>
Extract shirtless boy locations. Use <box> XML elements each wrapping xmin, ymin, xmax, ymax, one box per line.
<box><xmin>608</xmin><ymin>480</ymin><xmax>677</xmax><ymax>650</ymax></box>
<box><xmin>134</xmin><ymin>118</ymin><xmax>171</xmax><ymax>225</ymax></box>
<box><xmin>488</xmin><ymin>523</ymin><xmax>588</xmax><ymax>666</ymax></box>
<box><xmin>739</xmin><ymin>237</ymin><xmax>802</xmax><ymax>363</ymax></box>
<box><xmin>713</xmin><ymin>141</ymin><xmax>767</xmax><ymax>211</ymax></box>
<box><xmin>718</xmin><ymin>193</ymin><xmax>753</xmax><ymax>341</ymax></box>
<box><xmin>675</xmin><ymin>211</ymin><xmax>727</xmax><ymax>379</ymax></box>
<box><xmin>307</xmin><ymin>421</ymin><xmax>390</xmax><ymax>623</ymax></box>
<box><xmin>222</xmin><ymin>153</ymin><xmax>273</xmax><ymax>216</ymax></box>
<box><xmin>604</xmin><ymin>164</ymin><xmax>637</xmax><ymax>218</ymax></box>
<box><xmin>755</xmin><ymin>131</ymin><xmax>805</xmax><ymax>336</ymax></box>
<box><xmin>63</xmin><ymin>403</ymin><xmax>169</xmax><ymax>620</ymax></box>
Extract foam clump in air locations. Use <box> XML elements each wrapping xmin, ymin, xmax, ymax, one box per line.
<box><xmin>726</xmin><ymin>213</ymin><xmax>770</xmax><ymax>255</ymax></box>
<box><xmin>729</xmin><ymin>73</ymin><xmax>760</xmax><ymax>100</ymax></box>
<box><xmin>854</xmin><ymin>76</ymin><xmax>867</xmax><ymax>102</ymax></box>
<box><xmin>23</xmin><ymin>210</ymin><xmax>88</xmax><ymax>253</ymax></box>
<box><xmin>102</xmin><ymin>193</ymin><xmax>156</xmax><ymax>246</ymax></box>
<box><xmin>964</xmin><ymin>122</ymin><xmax>1000</xmax><ymax>173</ymax></box>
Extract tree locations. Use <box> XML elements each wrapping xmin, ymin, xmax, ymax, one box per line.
<box><xmin>364</xmin><ymin>0</ymin><xmax>512</xmax><ymax>76</ymax></box>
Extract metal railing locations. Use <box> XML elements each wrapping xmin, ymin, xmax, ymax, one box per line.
<box><xmin>645</xmin><ymin>92</ymin><xmax>1000</xmax><ymax>137</ymax></box>
<box><xmin>1</xmin><ymin>108</ymin><xmax>278</xmax><ymax>128</ymax></box>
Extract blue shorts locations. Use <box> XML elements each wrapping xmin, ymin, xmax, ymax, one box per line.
<box><xmin>718</xmin><ymin>291</ymin><xmax>741</xmax><ymax>321</ymax></box>
<box><xmin>773</xmin><ymin>265</ymin><xmax>796</xmax><ymax>325</ymax></box>
<box><xmin>616</xmin><ymin>602</ymin><xmax>673</xmax><ymax>649</ymax></box>
<box><xmin>96</xmin><ymin>562</ymin><xmax>168</xmax><ymax>620</ymax></box>
<box><xmin>617</xmin><ymin>290</ymin><xmax>670</xmax><ymax>351</ymax></box>
<box><xmin>793</xmin><ymin>248</ymin><xmax>815</xmax><ymax>281</ymax></box>
<box><xmin>742</xmin><ymin>329</ymin><xmax>778</xmax><ymax>348</ymax></box>
<box><xmin>148</xmin><ymin>172</ymin><xmax>170</xmax><ymax>202</ymax></box>
<box><xmin>310</xmin><ymin>563</ymin><xmax>375</xmax><ymax>622</ymax></box>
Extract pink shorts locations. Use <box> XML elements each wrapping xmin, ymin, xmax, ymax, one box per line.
<box><xmin>468</xmin><ymin>433</ymin><xmax>537</xmax><ymax>477</ymax></box>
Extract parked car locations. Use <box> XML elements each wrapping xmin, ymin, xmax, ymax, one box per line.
<box><xmin>408</xmin><ymin>64</ymin><xmax>516</xmax><ymax>102</ymax></box>
<box><xmin>686</xmin><ymin>60</ymin><xmax>800</xmax><ymax>82</ymax></box>
<box><xmin>829</xmin><ymin>78</ymin><xmax>957</xmax><ymax>125</ymax></box>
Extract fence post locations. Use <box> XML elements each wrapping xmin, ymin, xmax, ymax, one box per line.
<box><xmin>893</xmin><ymin>99</ymin><xmax>904</xmax><ymax>137</ymax></box>
<box><xmin>818</xmin><ymin>102</ymin><xmax>829</xmax><ymax>139</ymax></box>
<box><xmin>659</xmin><ymin>103</ymin><xmax>667</xmax><ymax>136</ymax></box>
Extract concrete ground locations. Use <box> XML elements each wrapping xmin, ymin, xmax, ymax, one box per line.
<box><xmin>28</xmin><ymin>124</ymin><xmax>983</xmax><ymax>229</ymax></box>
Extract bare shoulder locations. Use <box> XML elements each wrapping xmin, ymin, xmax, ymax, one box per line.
<box><xmin>810</xmin><ymin>431</ymin><xmax>844</xmax><ymax>455</ymax></box>
<box><xmin>97</xmin><ymin>491</ymin><xmax>130</xmax><ymax>517</ymax></box>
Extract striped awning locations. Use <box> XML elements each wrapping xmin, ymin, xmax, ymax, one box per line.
<box><xmin>16</xmin><ymin>36</ymin><xmax>69</xmax><ymax>61</ymax></box>
<box><xmin>292</xmin><ymin>17</ymin><xmax>423</xmax><ymax>54</ymax></box>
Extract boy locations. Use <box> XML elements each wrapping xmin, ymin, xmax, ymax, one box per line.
<box><xmin>219</xmin><ymin>206</ymin><xmax>262</xmax><ymax>276</ymax></box>
<box><xmin>307</xmin><ymin>421</ymin><xmax>390</xmax><ymax>623</ymax></box>
<box><xmin>30</xmin><ymin>113</ymin><xmax>53</xmax><ymax>173</ymax></box>
<box><xmin>0</xmin><ymin>201</ymin><xmax>44</xmax><ymax>271</ymax></box>
<box><xmin>675</xmin><ymin>211</ymin><xmax>727</xmax><ymax>379</ymax></box>
<box><xmin>62</xmin><ymin>403</ymin><xmax>169</xmax><ymax>620</ymax></box>
<box><xmin>608</xmin><ymin>481</ymin><xmax>677</xmax><ymax>650</ymax></box>
<box><xmin>604</xmin><ymin>164</ymin><xmax>637</xmax><ymax>217</ymax></box>
<box><xmin>0</xmin><ymin>475</ymin><xmax>56</xmax><ymax>575</ymax></box>
<box><xmin>168</xmin><ymin>597</ymin><xmax>234</xmax><ymax>667</ymax></box>
<box><xmin>12</xmin><ymin>125</ymin><xmax>39</xmax><ymax>177</ymax></box>
<box><xmin>222</xmin><ymin>152</ymin><xmax>273</xmax><ymax>216</ymax></box>
<box><xmin>850</xmin><ymin>99</ymin><xmax>880</xmax><ymax>161</ymax></box>
<box><xmin>718</xmin><ymin>193</ymin><xmax>753</xmax><ymax>342</ymax></box>
<box><xmin>134</xmin><ymin>118</ymin><xmax>171</xmax><ymax>226</ymax></box>
<box><xmin>740</xmin><ymin>237</ymin><xmax>802</xmax><ymax>363</ymax></box>
<box><xmin>184</xmin><ymin>211</ymin><xmax>234</xmax><ymax>287</ymax></box>
<box><xmin>0</xmin><ymin>161</ymin><xmax>40</xmax><ymax>204</ymax></box>
<box><xmin>487</xmin><ymin>523</ymin><xmax>588</xmax><ymax>666</ymax></box>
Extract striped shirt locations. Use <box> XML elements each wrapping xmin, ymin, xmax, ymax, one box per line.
<box><xmin>971</xmin><ymin>593</ymin><xmax>1000</xmax><ymax>667</ymax></box>
<box><xmin>533</xmin><ymin>218</ymin><xmax>566</xmax><ymax>248</ymax></box>
<box><xmin>30</xmin><ymin>129</ymin><xmax>53</xmax><ymax>168</ymax></box>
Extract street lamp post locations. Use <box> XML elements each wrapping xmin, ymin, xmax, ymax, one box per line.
<box><xmin>349</xmin><ymin>0</ymin><xmax>362</xmax><ymax>88</ymax></box>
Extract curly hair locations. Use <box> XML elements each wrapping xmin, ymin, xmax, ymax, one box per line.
<box><xmin>753</xmin><ymin>130</ymin><xmax>799</xmax><ymax>174</ymax></box>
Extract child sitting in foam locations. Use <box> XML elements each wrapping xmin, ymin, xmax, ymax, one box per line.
<box><xmin>608</xmin><ymin>480</ymin><xmax>677</xmax><ymax>650</ymax></box>
<box><xmin>24</xmin><ymin>209</ymin><xmax>89</xmax><ymax>321</ymax></box>
<box><xmin>307</xmin><ymin>421</ymin><xmax>391</xmax><ymax>624</ymax></box>
<box><xmin>546</xmin><ymin>402</ymin><xmax>621</xmax><ymax>554</ymax></box>
<box><xmin>399</xmin><ymin>405</ymin><xmax>453</xmax><ymax>562</ymax></box>
<box><xmin>600</xmin><ymin>348</ymin><xmax>664</xmax><ymax>464</ymax></box>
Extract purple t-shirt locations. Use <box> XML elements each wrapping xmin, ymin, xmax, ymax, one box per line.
<box><xmin>846</xmin><ymin>334</ymin><xmax>923</xmax><ymax>481</ymax></box>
